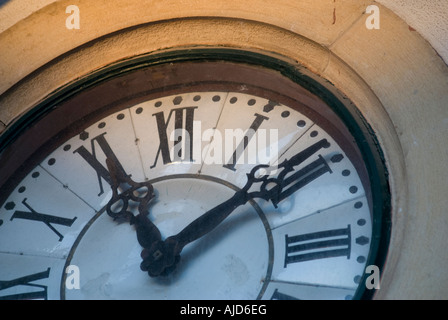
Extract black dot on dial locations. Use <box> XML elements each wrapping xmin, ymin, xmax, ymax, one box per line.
<box><xmin>18</xmin><ymin>186</ymin><xmax>26</xmax><ymax>193</ymax></box>
<box><xmin>31</xmin><ymin>172</ymin><xmax>40</xmax><ymax>178</ymax></box>
<box><xmin>173</xmin><ymin>96</ymin><xmax>183</xmax><ymax>105</ymax></box>
<box><xmin>63</xmin><ymin>144</ymin><xmax>71</xmax><ymax>151</ymax></box>
<box><xmin>136</xmin><ymin>107</ymin><xmax>143</xmax><ymax>114</ymax></box>
<box><xmin>331</xmin><ymin>154</ymin><xmax>344</xmax><ymax>163</ymax></box>
<box><xmin>0</xmin><ymin>220</ymin><xmax>3</xmax><ymax>227</ymax></box>
<box><xmin>193</xmin><ymin>95</ymin><xmax>201</xmax><ymax>102</ymax></box>
<box><xmin>248</xmin><ymin>99</ymin><xmax>256</xmax><ymax>106</ymax></box>
<box><xmin>354</xmin><ymin>201</ymin><xmax>363</xmax><ymax>209</ymax></box>
<box><xmin>310</xmin><ymin>131</ymin><xmax>318</xmax><ymax>137</ymax></box>
<box><xmin>117</xmin><ymin>113</ymin><xmax>125</xmax><ymax>120</ymax></box>
<box><xmin>349</xmin><ymin>186</ymin><xmax>358</xmax><ymax>194</ymax></box>
<box><xmin>155</xmin><ymin>101</ymin><xmax>162</xmax><ymax>108</ymax></box>
<box><xmin>230</xmin><ymin>97</ymin><xmax>238</xmax><ymax>104</ymax></box>
<box><xmin>79</xmin><ymin>131</ymin><xmax>89</xmax><ymax>141</ymax></box>
<box><xmin>281</xmin><ymin>111</ymin><xmax>290</xmax><ymax>118</ymax></box>
<box><xmin>297</xmin><ymin>120</ymin><xmax>306</xmax><ymax>128</ymax></box>
<box><xmin>212</xmin><ymin>95</ymin><xmax>221</xmax><ymax>102</ymax></box>
<box><xmin>342</xmin><ymin>170</ymin><xmax>351</xmax><ymax>177</ymax></box>
<box><xmin>4</xmin><ymin>202</ymin><xmax>15</xmax><ymax>210</ymax></box>
<box><xmin>48</xmin><ymin>158</ymin><xmax>56</xmax><ymax>166</ymax></box>
<box><xmin>98</xmin><ymin>122</ymin><xmax>106</xmax><ymax>129</ymax></box>
<box><xmin>356</xmin><ymin>236</ymin><xmax>370</xmax><ymax>246</ymax></box>
<box><xmin>357</xmin><ymin>256</ymin><xmax>366</xmax><ymax>263</ymax></box>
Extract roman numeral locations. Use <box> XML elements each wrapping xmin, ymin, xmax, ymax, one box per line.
<box><xmin>271</xmin><ymin>154</ymin><xmax>332</xmax><ymax>207</ymax></box>
<box><xmin>10</xmin><ymin>199</ymin><xmax>77</xmax><ymax>242</ymax></box>
<box><xmin>223</xmin><ymin>113</ymin><xmax>269</xmax><ymax>171</ymax></box>
<box><xmin>74</xmin><ymin>132</ymin><xmax>128</xmax><ymax>196</ymax></box>
<box><xmin>0</xmin><ymin>268</ymin><xmax>50</xmax><ymax>300</ymax></box>
<box><xmin>252</xmin><ymin>138</ymin><xmax>333</xmax><ymax>208</ymax></box>
<box><xmin>284</xmin><ymin>225</ymin><xmax>351</xmax><ymax>267</ymax></box>
<box><xmin>151</xmin><ymin>106</ymin><xmax>197</xmax><ymax>168</ymax></box>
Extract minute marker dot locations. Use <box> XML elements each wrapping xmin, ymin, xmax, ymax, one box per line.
<box><xmin>173</xmin><ymin>96</ymin><xmax>183</xmax><ymax>105</ymax></box>
<box><xmin>330</xmin><ymin>154</ymin><xmax>344</xmax><ymax>163</ymax></box>
<box><xmin>297</xmin><ymin>120</ymin><xmax>306</xmax><ymax>128</ymax></box>
<box><xmin>4</xmin><ymin>202</ymin><xmax>15</xmax><ymax>210</ymax></box>
<box><xmin>349</xmin><ymin>186</ymin><xmax>358</xmax><ymax>194</ymax></box>
<box><xmin>354</xmin><ymin>201</ymin><xmax>363</xmax><ymax>209</ymax></box>
<box><xmin>357</xmin><ymin>256</ymin><xmax>366</xmax><ymax>263</ymax></box>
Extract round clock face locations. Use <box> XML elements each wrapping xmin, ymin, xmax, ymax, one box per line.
<box><xmin>0</xmin><ymin>57</ymin><xmax>389</xmax><ymax>300</ymax></box>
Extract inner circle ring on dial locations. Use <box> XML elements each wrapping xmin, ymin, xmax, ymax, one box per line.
<box><xmin>60</xmin><ymin>173</ymin><xmax>274</xmax><ymax>300</ymax></box>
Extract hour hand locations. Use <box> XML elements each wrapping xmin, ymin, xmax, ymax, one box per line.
<box><xmin>139</xmin><ymin>189</ymin><xmax>249</xmax><ymax>277</ymax></box>
<box><xmin>105</xmin><ymin>157</ymin><xmax>162</xmax><ymax>248</ymax></box>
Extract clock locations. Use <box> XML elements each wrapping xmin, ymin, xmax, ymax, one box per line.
<box><xmin>0</xmin><ymin>49</ymin><xmax>390</xmax><ymax>300</ymax></box>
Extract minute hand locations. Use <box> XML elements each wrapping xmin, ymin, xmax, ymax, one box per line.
<box><xmin>141</xmin><ymin>138</ymin><xmax>333</xmax><ymax>277</ymax></box>
<box><xmin>168</xmin><ymin>188</ymin><xmax>250</xmax><ymax>254</ymax></box>
<box><xmin>171</xmin><ymin>138</ymin><xmax>332</xmax><ymax>249</ymax></box>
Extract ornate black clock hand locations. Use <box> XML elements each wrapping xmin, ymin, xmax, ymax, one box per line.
<box><xmin>140</xmin><ymin>186</ymin><xmax>250</xmax><ymax>277</ymax></box>
<box><xmin>105</xmin><ymin>158</ymin><xmax>162</xmax><ymax>249</ymax></box>
<box><xmin>140</xmin><ymin>139</ymin><xmax>332</xmax><ymax>277</ymax></box>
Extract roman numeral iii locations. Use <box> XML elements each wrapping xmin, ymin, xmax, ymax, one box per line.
<box><xmin>284</xmin><ymin>225</ymin><xmax>352</xmax><ymax>267</ymax></box>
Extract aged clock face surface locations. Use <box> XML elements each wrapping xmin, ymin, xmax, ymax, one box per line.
<box><xmin>0</xmin><ymin>58</ymin><xmax>388</xmax><ymax>300</ymax></box>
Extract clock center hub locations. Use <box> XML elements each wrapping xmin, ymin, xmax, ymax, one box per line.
<box><xmin>64</xmin><ymin>175</ymin><xmax>271</xmax><ymax>300</ymax></box>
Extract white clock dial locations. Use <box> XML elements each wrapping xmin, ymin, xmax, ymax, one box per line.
<box><xmin>0</xmin><ymin>89</ymin><xmax>376</xmax><ymax>300</ymax></box>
